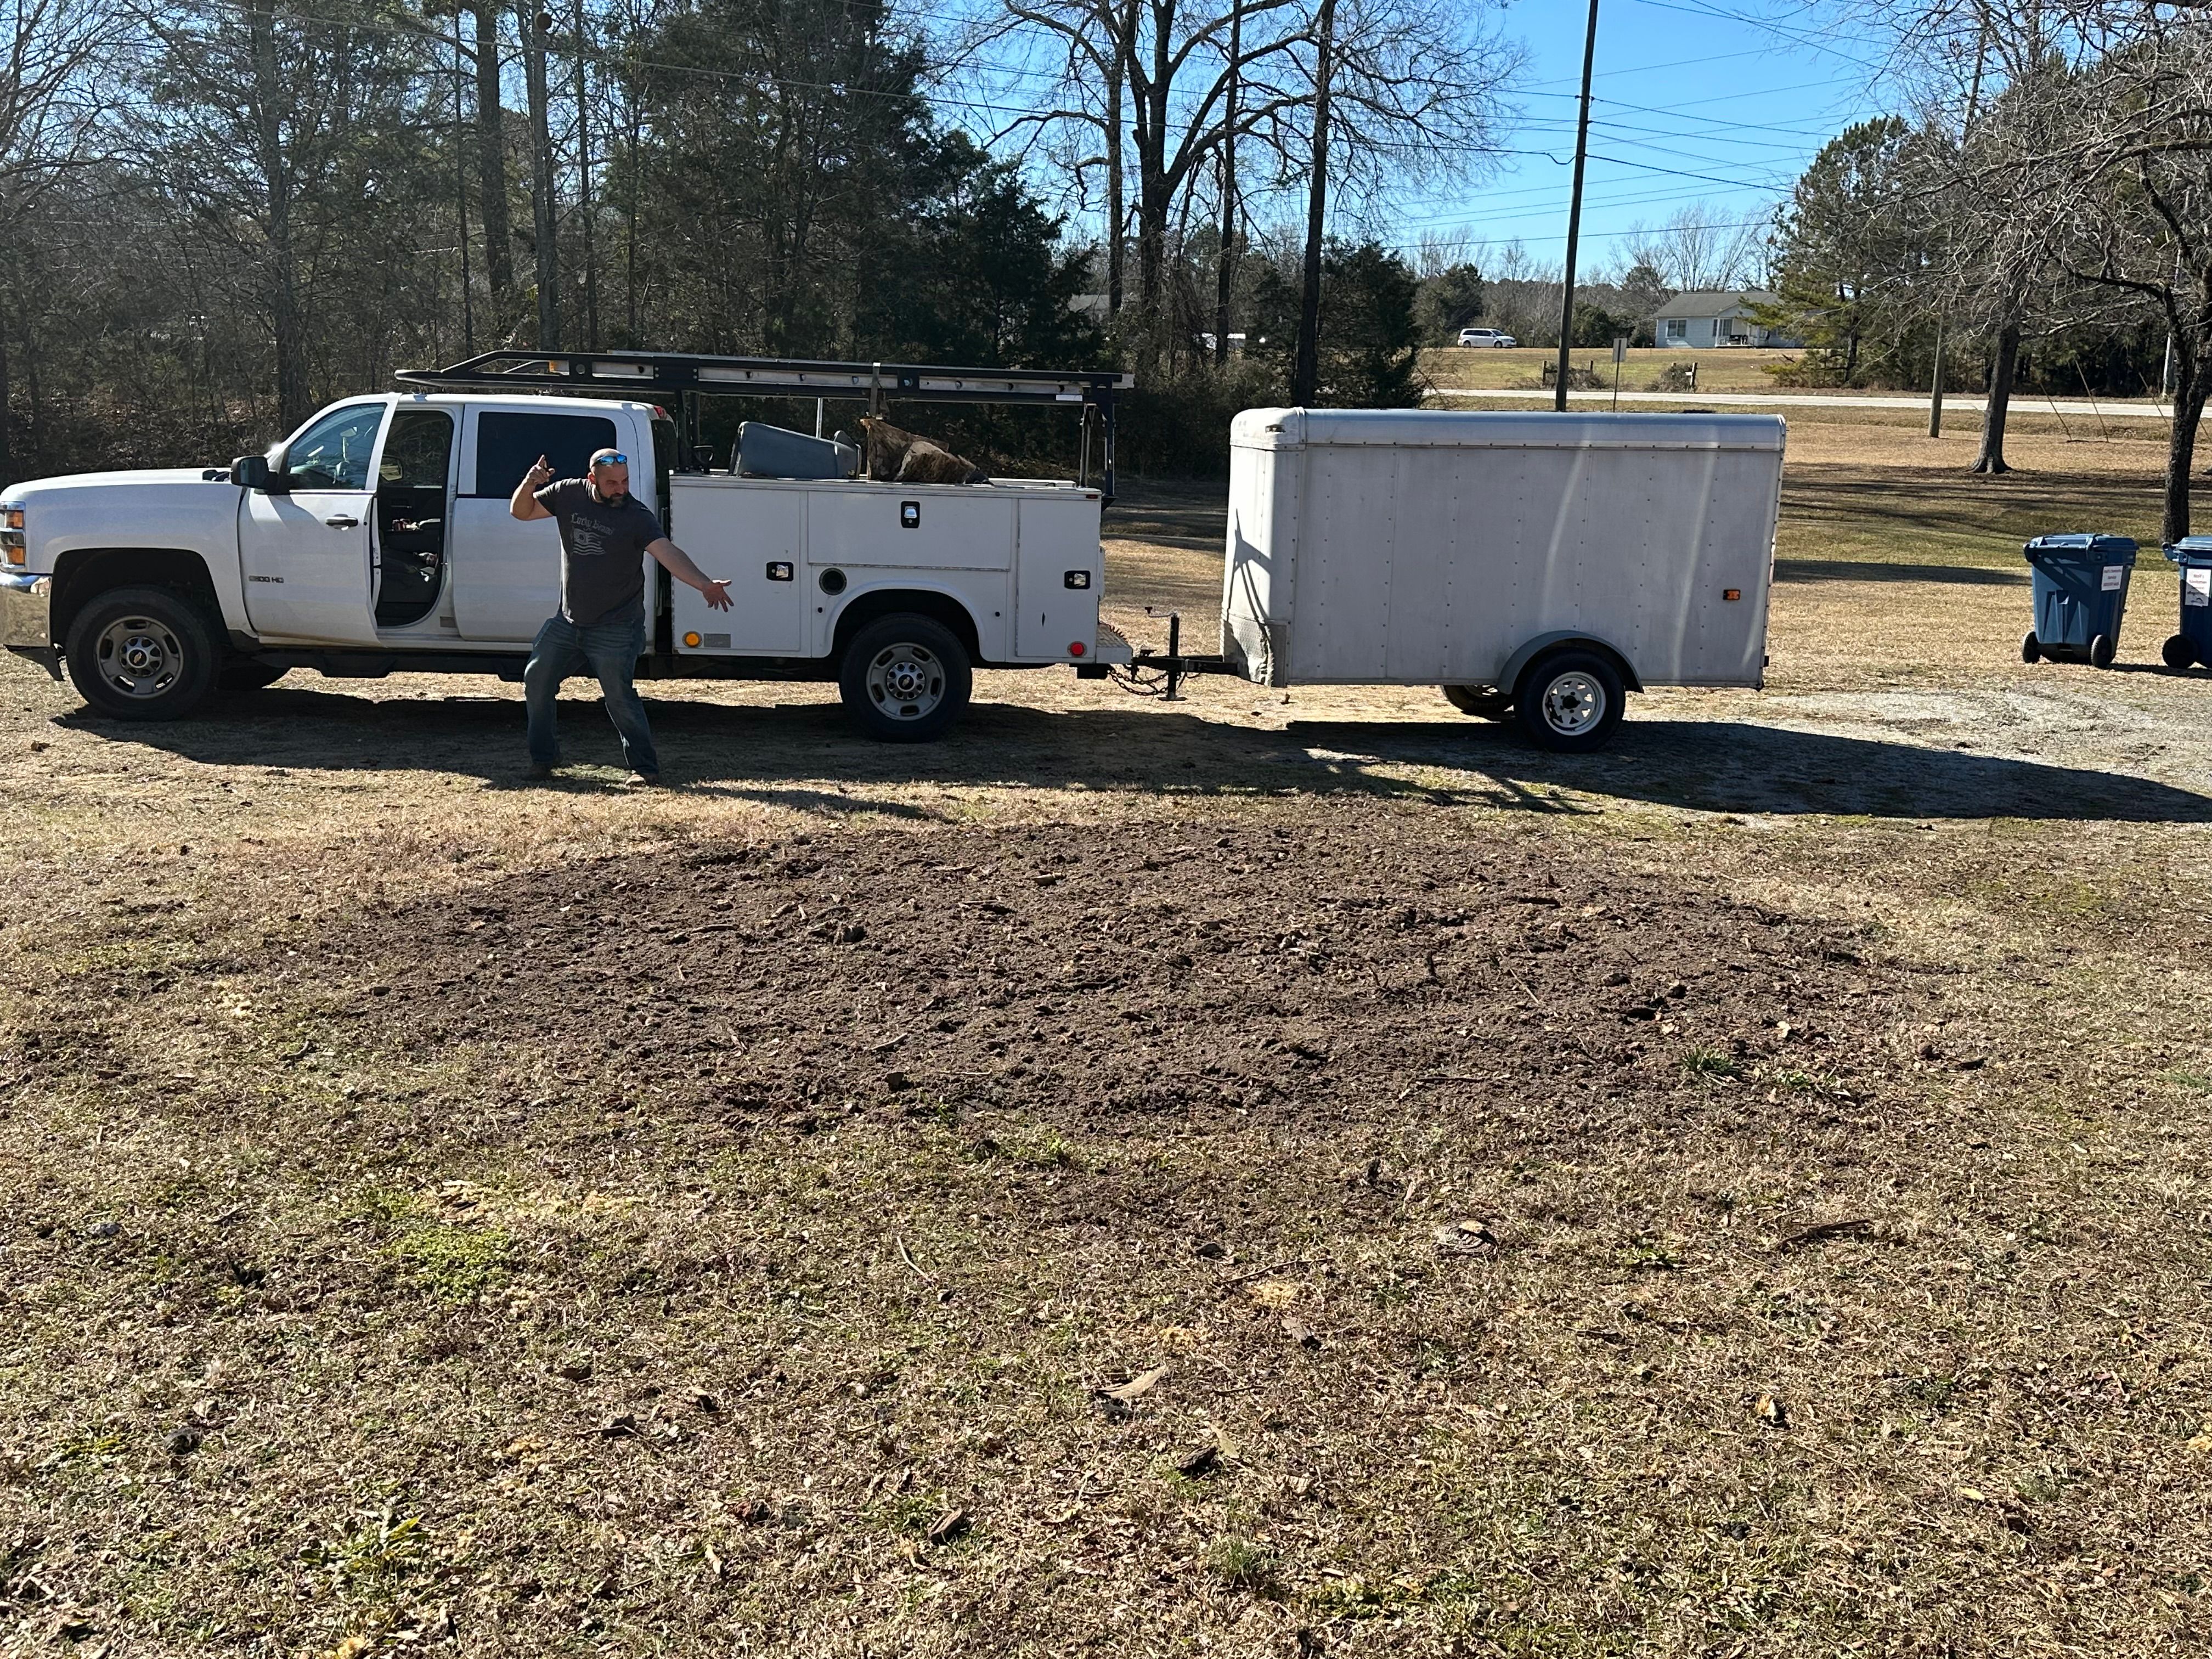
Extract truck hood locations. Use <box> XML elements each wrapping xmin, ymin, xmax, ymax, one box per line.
<box><xmin>5</xmin><ymin>467</ymin><xmax>243</xmax><ymax>570</ymax></box>
<box><xmin>6</xmin><ymin>466</ymin><xmax>233</xmax><ymax>497</ymax></box>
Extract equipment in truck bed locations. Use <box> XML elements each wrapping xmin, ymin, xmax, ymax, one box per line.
<box><xmin>395</xmin><ymin>349</ymin><xmax>1133</xmax><ymax>500</ymax></box>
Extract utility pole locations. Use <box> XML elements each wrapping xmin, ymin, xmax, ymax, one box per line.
<box><xmin>1553</xmin><ymin>0</ymin><xmax>1600</xmax><ymax>412</ymax></box>
<box><xmin>1290</xmin><ymin>0</ymin><xmax>1337</xmax><ymax>408</ymax></box>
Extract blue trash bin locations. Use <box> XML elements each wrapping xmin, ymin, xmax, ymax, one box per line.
<box><xmin>2161</xmin><ymin>537</ymin><xmax>2212</xmax><ymax>669</ymax></box>
<box><xmin>2022</xmin><ymin>533</ymin><xmax>2138</xmax><ymax>668</ymax></box>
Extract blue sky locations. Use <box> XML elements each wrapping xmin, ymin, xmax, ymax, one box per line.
<box><xmin>1387</xmin><ymin>0</ymin><xmax>1894</xmax><ymax>275</ymax></box>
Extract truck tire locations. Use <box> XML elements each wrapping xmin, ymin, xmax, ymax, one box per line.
<box><xmin>64</xmin><ymin>586</ymin><xmax>218</xmax><ymax>721</ymax></box>
<box><xmin>838</xmin><ymin>613</ymin><xmax>972</xmax><ymax>742</ymax></box>
<box><xmin>1441</xmin><ymin>685</ymin><xmax>1514</xmax><ymax>720</ymax></box>
<box><xmin>1514</xmin><ymin>648</ymin><xmax>1625</xmax><ymax>753</ymax></box>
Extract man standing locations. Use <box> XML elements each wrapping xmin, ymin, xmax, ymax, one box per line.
<box><xmin>509</xmin><ymin>447</ymin><xmax>732</xmax><ymax>784</ymax></box>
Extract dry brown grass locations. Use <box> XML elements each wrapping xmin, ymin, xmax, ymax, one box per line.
<box><xmin>5</xmin><ymin>409</ymin><xmax>2212</xmax><ymax>1656</ymax></box>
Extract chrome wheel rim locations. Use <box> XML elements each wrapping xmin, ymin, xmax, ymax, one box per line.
<box><xmin>1539</xmin><ymin>670</ymin><xmax>1606</xmax><ymax>736</ymax></box>
<box><xmin>95</xmin><ymin>615</ymin><xmax>185</xmax><ymax>699</ymax></box>
<box><xmin>866</xmin><ymin>642</ymin><xmax>944</xmax><ymax>721</ymax></box>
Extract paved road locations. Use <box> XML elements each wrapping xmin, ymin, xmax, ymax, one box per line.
<box><xmin>1426</xmin><ymin>386</ymin><xmax>2174</xmax><ymax>420</ymax></box>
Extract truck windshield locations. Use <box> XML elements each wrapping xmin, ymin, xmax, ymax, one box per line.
<box><xmin>286</xmin><ymin>404</ymin><xmax>387</xmax><ymax>490</ymax></box>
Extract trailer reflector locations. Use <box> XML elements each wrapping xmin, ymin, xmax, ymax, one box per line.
<box><xmin>1069</xmin><ymin>641</ymin><xmax>1086</xmax><ymax>656</ymax></box>
<box><xmin>1724</xmin><ymin>589</ymin><xmax>1741</xmax><ymax>601</ymax></box>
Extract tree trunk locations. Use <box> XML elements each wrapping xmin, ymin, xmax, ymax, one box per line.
<box><xmin>1213</xmin><ymin>0</ymin><xmax>1239</xmax><ymax>371</ymax></box>
<box><xmin>248</xmin><ymin>0</ymin><xmax>309</xmax><ymax>426</ymax></box>
<box><xmin>1972</xmin><ymin>319</ymin><xmax>2019</xmax><ymax>475</ymax></box>
<box><xmin>1105</xmin><ymin>47</ymin><xmax>1125</xmax><ymax>317</ymax></box>
<box><xmin>469</xmin><ymin>0</ymin><xmax>514</xmax><ymax>325</ymax></box>
<box><xmin>2164</xmin><ymin>352</ymin><xmax>2204</xmax><ymax>545</ymax></box>
<box><xmin>0</xmin><ymin>277</ymin><xmax>12</xmax><ymax>480</ymax></box>
<box><xmin>571</xmin><ymin>0</ymin><xmax>597</xmax><ymax>350</ymax></box>
<box><xmin>521</xmin><ymin>3</ymin><xmax>561</xmax><ymax>351</ymax></box>
<box><xmin>1289</xmin><ymin>0</ymin><xmax>1335</xmax><ymax>408</ymax></box>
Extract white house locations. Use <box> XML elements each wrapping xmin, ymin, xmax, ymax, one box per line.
<box><xmin>1651</xmin><ymin>290</ymin><xmax>1797</xmax><ymax>348</ymax></box>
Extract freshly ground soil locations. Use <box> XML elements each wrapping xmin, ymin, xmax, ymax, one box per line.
<box><xmin>308</xmin><ymin>813</ymin><xmax>1928</xmax><ymax>1160</ymax></box>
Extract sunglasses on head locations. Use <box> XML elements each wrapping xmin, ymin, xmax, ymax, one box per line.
<box><xmin>591</xmin><ymin>453</ymin><xmax>629</xmax><ymax>468</ymax></box>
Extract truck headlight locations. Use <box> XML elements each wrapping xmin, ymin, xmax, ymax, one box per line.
<box><xmin>0</xmin><ymin>506</ymin><xmax>21</xmax><ymax>566</ymax></box>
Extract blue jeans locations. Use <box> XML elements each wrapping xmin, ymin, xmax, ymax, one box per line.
<box><xmin>523</xmin><ymin>613</ymin><xmax>658</xmax><ymax>775</ymax></box>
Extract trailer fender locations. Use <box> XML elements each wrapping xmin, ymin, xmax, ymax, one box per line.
<box><xmin>1500</xmin><ymin>631</ymin><xmax>1644</xmax><ymax>696</ymax></box>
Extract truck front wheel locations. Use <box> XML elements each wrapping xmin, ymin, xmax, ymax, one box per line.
<box><xmin>838</xmin><ymin>613</ymin><xmax>973</xmax><ymax>742</ymax></box>
<box><xmin>1513</xmin><ymin>648</ymin><xmax>1626</xmax><ymax>753</ymax></box>
<box><xmin>65</xmin><ymin>586</ymin><xmax>218</xmax><ymax>721</ymax></box>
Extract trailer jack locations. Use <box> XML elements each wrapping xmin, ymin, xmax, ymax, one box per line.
<box><xmin>1126</xmin><ymin>612</ymin><xmax>1239</xmax><ymax>700</ymax></box>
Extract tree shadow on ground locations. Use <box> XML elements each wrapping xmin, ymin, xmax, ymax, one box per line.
<box><xmin>57</xmin><ymin>685</ymin><xmax>2212</xmax><ymax>825</ymax></box>
<box><xmin>1776</xmin><ymin>558</ymin><xmax>2030</xmax><ymax>586</ymax></box>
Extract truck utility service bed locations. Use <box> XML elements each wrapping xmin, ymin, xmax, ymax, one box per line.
<box><xmin>1220</xmin><ymin>408</ymin><xmax>1785</xmax><ymax>691</ymax></box>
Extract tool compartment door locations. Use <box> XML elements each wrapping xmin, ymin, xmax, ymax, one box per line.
<box><xmin>670</xmin><ymin>481</ymin><xmax>805</xmax><ymax>654</ymax></box>
<box><xmin>809</xmin><ymin>487</ymin><xmax>1014</xmax><ymax>572</ymax></box>
<box><xmin>1014</xmin><ymin>493</ymin><xmax>1102</xmax><ymax>659</ymax></box>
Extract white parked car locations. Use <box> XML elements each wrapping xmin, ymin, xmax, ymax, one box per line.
<box><xmin>1457</xmin><ymin>327</ymin><xmax>1516</xmax><ymax>347</ymax></box>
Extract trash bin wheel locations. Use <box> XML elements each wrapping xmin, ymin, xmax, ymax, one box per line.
<box><xmin>2089</xmin><ymin>633</ymin><xmax>2115</xmax><ymax>669</ymax></box>
<box><xmin>2163</xmin><ymin>634</ymin><xmax>2196</xmax><ymax>670</ymax></box>
<box><xmin>2020</xmin><ymin>630</ymin><xmax>2040</xmax><ymax>664</ymax></box>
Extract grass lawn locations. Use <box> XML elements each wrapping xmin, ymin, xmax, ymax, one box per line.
<box><xmin>5</xmin><ymin>411</ymin><xmax>2212</xmax><ymax>1656</ymax></box>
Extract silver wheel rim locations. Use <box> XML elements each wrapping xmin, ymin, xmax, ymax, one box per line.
<box><xmin>95</xmin><ymin>614</ymin><xmax>185</xmax><ymax>700</ymax></box>
<box><xmin>866</xmin><ymin>642</ymin><xmax>945</xmax><ymax>721</ymax></box>
<box><xmin>1539</xmin><ymin>670</ymin><xmax>1606</xmax><ymax>737</ymax></box>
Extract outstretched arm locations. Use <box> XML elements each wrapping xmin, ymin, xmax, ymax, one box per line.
<box><xmin>510</xmin><ymin>456</ymin><xmax>554</xmax><ymax>521</ymax></box>
<box><xmin>647</xmin><ymin>538</ymin><xmax>732</xmax><ymax>611</ymax></box>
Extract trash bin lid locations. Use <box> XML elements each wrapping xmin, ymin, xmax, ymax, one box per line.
<box><xmin>2166</xmin><ymin>535</ymin><xmax>2212</xmax><ymax>563</ymax></box>
<box><xmin>2024</xmin><ymin>532</ymin><xmax>2138</xmax><ymax>561</ymax></box>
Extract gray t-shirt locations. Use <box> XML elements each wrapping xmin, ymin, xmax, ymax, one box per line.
<box><xmin>533</xmin><ymin>478</ymin><xmax>664</xmax><ymax>628</ymax></box>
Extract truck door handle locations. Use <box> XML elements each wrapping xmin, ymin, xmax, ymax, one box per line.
<box><xmin>324</xmin><ymin>514</ymin><xmax>359</xmax><ymax>529</ymax></box>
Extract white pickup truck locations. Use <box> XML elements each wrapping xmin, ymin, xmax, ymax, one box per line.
<box><xmin>0</xmin><ymin>354</ymin><xmax>1135</xmax><ymax>741</ymax></box>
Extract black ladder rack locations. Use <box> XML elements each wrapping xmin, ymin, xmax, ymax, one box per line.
<box><xmin>393</xmin><ymin>349</ymin><xmax>1132</xmax><ymax>498</ymax></box>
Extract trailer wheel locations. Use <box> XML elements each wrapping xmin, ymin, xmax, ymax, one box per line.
<box><xmin>1513</xmin><ymin>649</ymin><xmax>1624</xmax><ymax>753</ymax></box>
<box><xmin>2021</xmin><ymin>630</ymin><xmax>2041</xmax><ymax>664</ymax></box>
<box><xmin>2089</xmin><ymin>633</ymin><xmax>2115</xmax><ymax>669</ymax></box>
<box><xmin>1441</xmin><ymin>685</ymin><xmax>1514</xmax><ymax>720</ymax></box>
<box><xmin>64</xmin><ymin>585</ymin><xmax>218</xmax><ymax>721</ymax></box>
<box><xmin>2163</xmin><ymin>634</ymin><xmax>2196</xmax><ymax>670</ymax></box>
<box><xmin>838</xmin><ymin>613</ymin><xmax>972</xmax><ymax>742</ymax></box>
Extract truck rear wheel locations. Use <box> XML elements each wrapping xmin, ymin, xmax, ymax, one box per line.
<box><xmin>65</xmin><ymin>586</ymin><xmax>218</xmax><ymax>721</ymax></box>
<box><xmin>838</xmin><ymin>613</ymin><xmax>972</xmax><ymax>742</ymax></box>
<box><xmin>1514</xmin><ymin>649</ymin><xmax>1625</xmax><ymax>753</ymax></box>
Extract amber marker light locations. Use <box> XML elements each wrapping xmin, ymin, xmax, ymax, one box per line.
<box><xmin>682</xmin><ymin>631</ymin><xmax>702</xmax><ymax>648</ymax></box>
<box><xmin>1723</xmin><ymin>589</ymin><xmax>1741</xmax><ymax>601</ymax></box>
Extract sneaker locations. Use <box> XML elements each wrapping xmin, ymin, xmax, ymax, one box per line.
<box><xmin>525</xmin><ymin>762</ymin><xmax>557</xmax><ymax>781</ymax></box>
<box><xmin>627</xmin><ymin>770</ymin><xmax>662</xmax><ymax>787</ymax></box>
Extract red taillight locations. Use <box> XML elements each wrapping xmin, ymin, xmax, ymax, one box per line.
<box><xmin>1069</xmin><ymin>641</ymin><xmax>1086</xmax><ymax>657</ymax></box>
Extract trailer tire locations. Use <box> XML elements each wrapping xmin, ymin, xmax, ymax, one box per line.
<box><xmin>64</xmin><ymin>585</ymin><xmax>218</xmax><ymax>721</ymax></box>
<box><xmin>1513</xmin><ymin>648</ymin><xmax>1624</xmax><ymax>753</ymax></box>
<box><xmin>838</xmin><ymin>613</ymin><xmax>972</xmax><ymax>742</ymax></box>
<box><xmin>1441</xmin><ymin>685</ymin><xmax>1514</xmax><ymax>720</ymax></box>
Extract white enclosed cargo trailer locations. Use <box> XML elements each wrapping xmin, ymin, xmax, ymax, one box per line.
<box><xmin>1213</xmin><ymin>408</ymin><xmax>1786</xmax><ymax>749</ymax></box>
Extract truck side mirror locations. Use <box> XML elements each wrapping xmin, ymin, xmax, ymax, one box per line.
<box><xmin>230</xmin><ymin>455</ymin><xmax>274</xmax><ymax>490</ymax></box>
